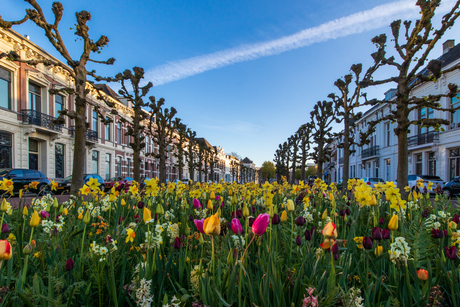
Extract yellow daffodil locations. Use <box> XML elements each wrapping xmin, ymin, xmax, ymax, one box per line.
<box><xmin>80</xmin><ymin>184</ymin><xmax>91</xmax><ymax>195</ymax></box>
<box><xmin>125</xmin><ymin>228</ymin><xmax>136</xmax><ymax>243</ymax></box>
<box><xmin>50</xmin><ymin>179</ymin><xmax>58</xmax><ymax>191</ymax></box>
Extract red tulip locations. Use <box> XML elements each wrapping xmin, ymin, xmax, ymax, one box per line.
<box><xmin>194</xmin><ymin>219</ymin><xmax>205</xmax><ymax>234</ymax></box>
<box><xmin>417</xmin><ymin>269</ymin><xmax>428</xmax><ymax>281</ymax></box>
<box><xmin>251</xmin><ymin>213</ymin><xmax>270</xmax><ymax>236</ymax></box>
<box><xmin>65</xmin><ymin>258</ymin><xmax>75</xmax><ymax>271</ymax></box>
<box><xmin>0</xmin><ymin>240</ymin><xmax>12</xmax><ymax>260</ymax></box>
<box><xmin>231</xmin><ymin>218</ymin><xmax>243</xmax><ymax>235</ymax></box>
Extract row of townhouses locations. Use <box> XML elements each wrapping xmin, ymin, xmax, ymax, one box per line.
<box><xmin>0</xmin><ymin>29</ymin><xmax>257</xmax><ymax>183</ymax></box>
<box><xmin>324</xmin><ymin>39</ymin><xmax>460</xmax><ymax>184</ymax></box>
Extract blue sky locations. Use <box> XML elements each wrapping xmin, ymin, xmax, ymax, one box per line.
<box><xmin>3</xmin><ymin>0</ymin><xmax>460</xmax><ymax>166</ymax></box>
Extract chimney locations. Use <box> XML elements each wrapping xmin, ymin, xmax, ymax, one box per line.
<box><xmin>443</xmin><ymin>39</ymin><xmax>455</xmax><ymax>54</ymax></box>
<box><xmin>24</xmin><ymin>34</ymin><xmax>30</xmax><ymax>40</ymax></box>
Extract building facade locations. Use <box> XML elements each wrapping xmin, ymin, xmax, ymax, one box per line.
<box><xmin>326</xmin><ymin>40</ymin><xmax>460</xmax><ymax>184</ymax></box>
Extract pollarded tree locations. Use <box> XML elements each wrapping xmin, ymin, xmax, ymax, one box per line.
<box><xmin>297</xmin><ymin>124</ymin><xmax>312</xmax><ymax>181</ymax></box>
<box><xmin>185</xmin><ymin>128</ymin><xmax>197</xmax><ymax>181</ymax></box>
<box><xmin>288</xmin><ymin>133</ymin><xmax>301</xmax><ymax>183</ymax></box>
<box><xmin>172</xmin><ymin>119</ymin><xmax>187</xmax><ymax>181</ymax></box>
<box><xmin>309</xmin><ymin>100</ymin><xmax>337</xmax><ymax>179</ymax></box>
<box><xmin>0</xmin><ymin>1</ymin><xmax>115</xmax><ymax>194</ymax></box>
<box><xmin>148</xmin><ymin>97</ymin><xmax>178</xmax><ymax>184</ymax></box>
<box><xmin>360</xmin><ymin>0</ymin><xmax>460</xmax><ymax>193</ymax></box>
<box><xmin>230</xmin><ymin>160</ymin><xmax>239</xmax><ymax>182</ymax></box>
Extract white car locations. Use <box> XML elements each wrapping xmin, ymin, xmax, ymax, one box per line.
<box><xmin>408</xmin><ymin>175</ymin><xmax>445</xmax><ymax>193</ymax></box>
<box><xmin>361</xmin><ymin>177</ymin><xmax>385</xmax><ymax>186</ymax></box>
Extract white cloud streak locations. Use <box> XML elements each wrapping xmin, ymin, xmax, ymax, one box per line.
<box><xmin>145</xmin><ymin>0</ymin><xmax>451</xmax><ymax>86</ymax></box>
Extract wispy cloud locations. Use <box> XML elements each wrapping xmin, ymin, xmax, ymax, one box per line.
<box><xmin>200</xmin><ymin>121</ymin><xmax>263</xmax><ymax>134</ymax></box>
<box><xmin>145</xmin><ymin>0</ymin><xmax>429</xmax><ymax>86</ymax></box>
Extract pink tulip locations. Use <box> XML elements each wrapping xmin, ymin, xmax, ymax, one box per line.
<box><xmin>193</xmin><ymin>198</ymin><xmax>201</xmax><ymax>209</ymax></box>
<box><xmin>231</xmin><ymin>218</ymin><xmax>243</xmax><ymax>235</ymax></box>
<box><xmin>251</xmin><ymin>213</ymin><xmax>270</xmax><ymax>236</ymax></box>
<box><xmin>194</xmin><ymin>219</ymin><xmax>205</xmax><ymax>233</ymax></box>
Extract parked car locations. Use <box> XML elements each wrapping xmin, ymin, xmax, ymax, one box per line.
<box><xmin>55</xmin><ymin>174</ymin><xmax>105</xmax><ymax>193</ymax></box>
<box><xmin>407</xmin><ymin>175</ymin><xmax>445</xmax><ymax>193</ymax></box>
<box><xmin>0</xmin><ymin>168</ymin><xmax>51</xmax><ymax>195</ymax></box>
<box><xmin>306</xmin><ymin>175</ymin><xmax>317</xmax><ymax>186</ymax></box>
<box><xmin>361</xmin><ymin>177</ymin><xmax>385</xmax><ymax>186</ymax></box>
<box><xmin>440</xmin><ymin>176</ymin><xmax>460</xmax><ymax>197</ymax></box>
<box><xmin>104</xmin><ymin>176</ymin><xmax>124</xmax><ymax>191</ymax></box>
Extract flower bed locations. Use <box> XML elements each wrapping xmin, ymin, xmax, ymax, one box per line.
<box><xmin>0</xmin><ymin>177</ymin><xmax>458</xmax><ymax>306</ymax></box>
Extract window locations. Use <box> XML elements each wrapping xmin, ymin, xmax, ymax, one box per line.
<box><xmin>29</xmin><ymin>139</ymin><xmax>39</xmax><ymax>170</ymax></box>
<box><xmin>127</xmin><ymin>158</ymin><xmax>131</xmax><ymax>177</ymax></box>
<box><xmin>0</xmin><ymin>67</ymin><xmax>11</xmax><ymax>110</ymax></box>
<box><xmin>117</xmin><ymin>122</ymin><xmax>122</xmax><ymax>144</ymax></box>
<box><xmin>55</xmin><ymin>143</ymin><xmax>64</xmax><ymax>178</ymax></box>
<box><xmin>116</xmin><ymin>156</ymin><xmax>122</xmax><ymax>177</ymax></box>
<box><xmin>29</xmin><ymin>82</ymin><xmax>41</xmax><ymax>112</ymax></box>
<box><xmin>92</xmin><ymin>151</ymin><xmax>99</xmax><ymax>175</ymax></box>
<box><xmin>418</xmin><ymin>107</ymin><xmax>434</xmax><ymax>134</ymax></box>
<box><xmin>452</xmin><ymin>95</ymin><xmax>460</xmax><ymax>128</ymax></box>
<box><xmin>126</xmin><ymin>135</ymin><xmax>130</xmax><ymax>147</ymax></box>
<box><xmin>0</xmin><ymin>131</ymin><xmax>12</xmax><ymax>168</ymax></box>
<box><xmin>55</xmin><ymin>95</ymin><xmax>64</xmax><ymax>119</ymax></box>
<box><xmin>92</xmin><ymin>110</ymin><xmax>98</xmax><ymax>133</ymax></box>
<box><xmin>105</xmin><ymin>153</ymin><xmax>111</xmax><ymax>180</ymax></box>
<box><xmin>449</xmin><ymin>148</ymin><xmax>460</xmax><ymax>180</ymax></box>
<box><xmin>428</xmin><ymin>152</ymin><xmax>436</xmax><ymax>176</ymax></box>
<box><xmin>386</xmin><ymin>122</ymin><xmax>391</xmax><ymax>147</ymax></box>
<box><xmin>415</xmin><ymin>153</ymin><xmax>423</xmax><ymax>174</ymax></box>
<box><xmin>105</xmin><ymin>118</ymin><xmax>111</xmax><ymax>141</ymax></box>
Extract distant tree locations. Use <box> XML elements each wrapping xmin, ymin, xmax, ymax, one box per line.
<box><xmin>288</xmin><ymin>133</ymin><xmax>301</xmax><ymax>183</ymax></box>
<box><xmin>230</xmin><ymin>160</ymin><xmax>239</xmax><ymax>182</ymax></box>
<box><xmin>297</xmin><ymin>124</ymin><xmax>312</xmax><ymax>181</ymax></box>
<box><xmin>148</xmin><ymin>98</ymin><xmax>178</xmax><ymax>183</ymax></box>
<box><xmin>260</xmin><ymin>161</ymin><xmax>276</xmax><ymax>182</ymax></box>
<box><xmin>360</xmin><ymin>0</ymin><xmax>460</xmax><ymax>193</ymax></box>
<box><xmin>308</xmin><ymin>100</ymin><xmax>337</xmax><ymax>178</ymax></box>
<box><xmin>230</xmin><ymin>152</ymin><xmax>242</xmax><ymax>161</ymax></box>
<box><xmin>172</xmin><ymin>119</ymin><xmax>187</xmax><ymax>180</ymax></box>
<box><xmin>185</xmin><ymin>128</ymin><xmax>197</xmax><ymax>181</ymax></box>
<box><xmin>306</xmin><ymin>166</ymin><xmax>316</xmax><ymax>177</ymax></box>
<box><xmin>1</xmin><ymin>1</ymin><xmax>115</xmax><ymax>194</ymax></box>
<box><xmin>295</xmin><ymin>169</ymin><xmax>301</xmax><ymax>180</ymax></box>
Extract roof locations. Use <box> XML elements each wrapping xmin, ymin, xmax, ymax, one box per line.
<box><xmin>196</xmin><ymin>138</ymin><xmax>213</xmax><ymax>149</ymax></box>
<box><xmin>94</xmin><ymin>84</ymin><xmax>121</xmax><ymax>103</ymax></box>
<box><xmin>242</xmin><ymin>157</ymin><xmax>253</xmax><ymax>163</ymax></box>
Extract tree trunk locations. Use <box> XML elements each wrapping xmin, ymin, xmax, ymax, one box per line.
<box><xmin>342</xmin><ymin>118</ymin><xmax>350</xmax><ymax>194</ymax></box>
<box><xmin>133</xmin><ymin>149</ymin><xmax>140</xmax><ymax>182</ymax></box>
<box><xmin>70</xmin><ymin>99</ymin><xmax>87</xmax><ymax>195</ymax></box>
<box><xmin>396</xmin><ymin>130</ymin><xmax>409</xmax><ymax>198</ymax></box>
<box><xmin>159</xmin><ymin>149</ymin><xmax>166</xmax><ymax>183</ymax></box>
<box><xmin>316</xmin><ymin>143</ymin><xmax>324</xmax><ymax>179</ymax></box>
<box><xmin>291</xmin><ymin>152</ymin><xmax>297</xmax><ymax>183</ymax></box>
<box><xmin>300</xmin><ymin>145</ymin><xmax>306</xmax><ymax>181</ymax></box>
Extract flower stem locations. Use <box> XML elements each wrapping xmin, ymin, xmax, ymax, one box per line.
<box><xmin>21</xmin><ymin>227</ymin><xmax>34</xmax><ymax>287</ymax></box>
<box><xmin>80</xmin><ymin>224</ymin><xmax>87</xmax><ymax>273</ymax></box>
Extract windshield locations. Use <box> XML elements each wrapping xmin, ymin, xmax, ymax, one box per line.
<box><xmin>64</xmin><ymin>175</ymin><xmax>72</xmax><ymax>181</ymax></box>
<box><xmin>0</xmin><ymin>169</ymin><xmax>11</xmax><ymax>176</ymax></box>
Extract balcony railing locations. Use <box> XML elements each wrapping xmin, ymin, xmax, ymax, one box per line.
<box><xmin>362</xmin><ymin>145</ymin><xmax>380</xmax><ymax>159</ymax></box>
<box><xmin>408</xmin><ymin>131</ymin><xmax>439</xmax><ymax>147</ymax></box>
<box><xmin>69</xmin><ymin>126</ymin><xmax>98</xmax><ymax>142</ymax></box>
<box><xmin>21</xmin><ymin>109</ymin><xmax>62</xmax><ymax>132</ymax></box>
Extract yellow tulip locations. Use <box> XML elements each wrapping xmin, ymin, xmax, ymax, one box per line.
<box><xmin>0</xmin><ymin>199</ymin><xmax>8</xmax><ymax>212</ymax></box>
<box><xmin>286</xmin><ymin>199</ymin><xmax>295</xmax><ymax>212</ymax></box>
<box><xmin>78</xmin><ymin>212</ymin><xmax>83</xmax><ymax>220</ymax></box>
<box><xmin>322</xmin><ymin>209</ymin><xmax>328</xmax><ymax>220</ymax></box>
<box><xmin>388</xmin><ymin>214</ymin><xmax>398</xmax><ymax>230</ymax></box>
<box><xmin>63</xmin><ymin>208</ymin><xmax>68</xmax><ymax>216</ymax></box>
<box><xmin>321</xmin><ymin>222</ymin><xmax>338</xmax><ymax>239</ymax></box>
<box><xmin>242</xmin><ymin>204</ymin><xmax>249</xmax><ymax>217</ymax></box>
<box><xmin>203</xmin><ymin>211</ymin><xmax>221</xmax><ymax>236</ymax></box>
<box><xmin>121</xmin><ymin>199</ymin><xmax>126</xmax><ymax>206</ymax></box>
<box><xmin>375</xmin><ymin>246</ymin><xmax>383</xmax><ymax>256</ymax></box>
<box><xmin>143</xmin><ymin>207</ymin><xmax>152</xmax><ymax>223</ymax></box>
<box><xmin>210</xmin><ymin>191</ymin><xmax>215</xmax><ymax>199</ymax></box>
<box><xmin>22</xmin><ymin>205</ymin><xmax>28</xmax><ymax>216</ymax></box>
<box><xmin>449</xmin><ymin>221</ymin><xmax>457</xmax><ymax>230</ymax></box>
<box><xmin>30</xmin><ymin>211</ymin><xmax>40</xmax><ymax>227</ymax></box>
<box><xmin>207</xmin><ymin>199</ymin><xmax>213</xmax><ymax>210</ymax></box>
<box><xmin>19</xmin><ymin>189</ymin><xmax>23</xmax><ymax>199</ymax></box>
<box><xmin>370</xmin><ymin>194</ymin><xmax>377</xmax><ymax>206</ymax></box>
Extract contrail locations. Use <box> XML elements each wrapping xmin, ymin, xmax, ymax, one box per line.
<box><xmin>145</xmin><ymin>0</ymin><xmax>450</xmax><ymax>86</ymax></box>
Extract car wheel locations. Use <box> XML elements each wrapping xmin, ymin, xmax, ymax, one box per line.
<box><xmin>38</xmin><ymin>184</ymin><xmax>51</xmax><ymax>196</ymax></box>
<box><xmin>443</xmin><ymin>189</ymin><xmax>451</xmax><ymax>198</ymax></box>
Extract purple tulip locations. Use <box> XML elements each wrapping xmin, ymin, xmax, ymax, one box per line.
<box><xmin>1</xmin><ymin>223</ymin><xmax>9</xmax><ymax>233</ymax></box>
<box><xmin>295</xmin><ymin>216</ymin><xmax>306</xmax><ymax>226</ymax></box>
<box><xmin>248</xmin><ymin>217</ymin><xmax>255</xmax><ymax>227</ymax></box>
<box><xmin>174</xmin><ymin>237</ymin><xmax>181</xmax><ymax>249</ymax></box>
<box><xmin>339</xmin><ymin>209</ymin><xmax>345</xmax><ymax>217</ymax></box>
<box><xmin>333</xmin><ymin>242</ymin><xmax>339</xmax><ymax>260</ymax></box>
<box><xmin>231</xmin><ymin>218</ymin><xmax>243</xmax><ymax>235</ymax></box>
<box><xmin>194</xmin><ymin>219</ymin><xmax>205</xmax><ymax>234</ymax></box>
<box><xmin>345</xmin><ymin>208</ymin><xmax>351</xmax><ymax>215</ymax></box>
<box><xmin>137</xmin><ymin>201</ymin><xmax>145</xmax><ymax>209</ymax></box>
<box><xmin>272</xmin><ymin>214</ymin><xmax>280</xmax><ymax>225</ymax></box>
<box><xmin>65</xmin><ymin>258</ymin><xmax>75</xmax><ymax>271</ymax></box>
<box><xmin>236</xmin><ymin>209</ymin><xmax>243</xmax><ymax>219</ymax></box>
<box><xmin>304</xmin><ymin>229</ymin><xmax>312</xmax><ymax>241</ymax></box>
<box><xmin>379</xmin><ymin>217</ymin><xmax>385</xmax><ymax>224</ymax></box>
<box><xmin>251</xmin><ymin>207</ymin><xmax>256</xmax><ymax>214</ymax></box>
<box><xmin>40</xmin><ymin>211</ymin><xmax>49</xmax><ymax>219</ymax></box>
<box><xmin>215</xmin><ymin>195</ymin><xmax>221</xmax><ymax>201</ymax></box>
<box><xmin>363</xmin><ymin>236</ymin><xmax>373</xmax><ymax>250</ymax></box>
<box><xmin>193</xmin><ymin>198</ymin><xmax>201</xmax><ymax>209</ymax></box>
<box><xmin>134</xmin><ymin>214</ymin><xmax>140</xmax><ymax>223</ymax></box>
<box><xmin>188</xmin><ymin>214</ymin><xmax>194</xmax><ymax>221</ymax></box>
<box><xmin>453</xmin><ymin>214</ymin><xmax>460</xmax><ymax>224</ymax></box>
<box><xmin>372</xmin><ymin>227</ymin><xmax>383</xmax><ymax>241</ymax></box>
<box><xmin>446</xmin><ymin>246</ymin><xmax>458</xmax><ymax>260</ymax></box>
<box><xmin>382</xmin><ymin>229</ymin><xmax>391</xmax><ymax>240</ymax></box>
<box><xmin>295</xmin><ymin>235</ymin><xmax>302</xmax><ymax>246</ymax></box>
<box><xmin>251</xmin><ymin>213</ymin><xmax>270</xmax><ymax>236</ymax></box>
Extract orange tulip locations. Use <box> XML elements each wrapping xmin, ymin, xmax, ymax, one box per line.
<box><xmin>0</xmin><ymin>240</ymin><xmax>12</xmax><ymax>260</ymax></box>
<box><xmin>417</xmin><ymin>269</ymin><xmax>428</xmax><ymax>281</ymax></box>
<box><xmin>320</xmin><ymin>239</ymin><xmax>335</xmax><ymax>249</ymax></box>
<box><xmin>322</xmin><ymin>222</ymin><xmax>338</xmax><ymax>240</ymax></box>
<box><xmin>203</xmin><ymin>211</ymin><xmax>221</xmax><ymax>236</ymax></box>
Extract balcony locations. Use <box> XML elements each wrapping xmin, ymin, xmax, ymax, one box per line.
<box><xmin>408</xmin><ymin>131</ymin><xmax>439</xmax><ymax>147</ymax></box>
<box><xmin>69</xmin><ymin>126</ymin><xmax>98</xmax><ymax>144</ymax></box>
<box><xmin>21</xmin><ymin>109</ymin><xmax>62</xmax><ymax>134</ymax></box>
<box><xmin>362</xmin><ymin>145</ymin><xmax>380</xmax><ymax>159</ymax></box>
